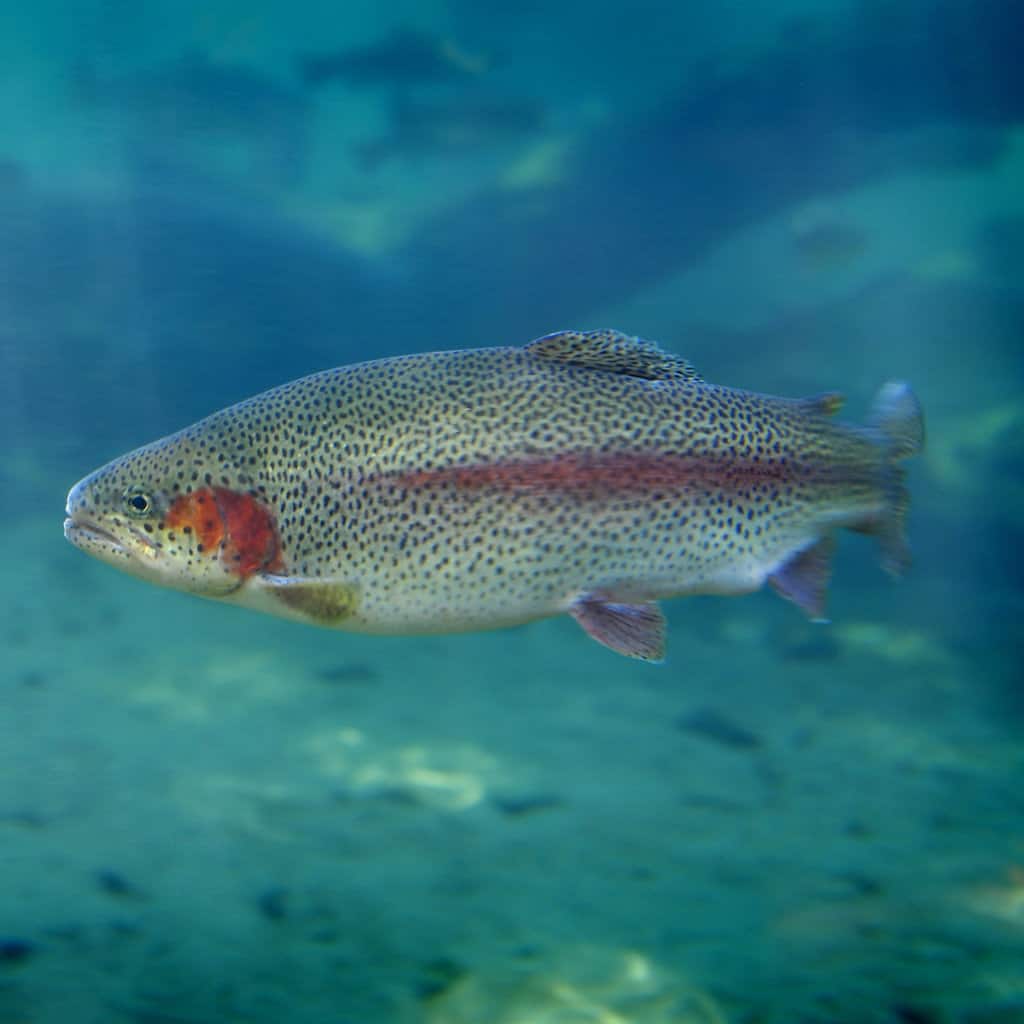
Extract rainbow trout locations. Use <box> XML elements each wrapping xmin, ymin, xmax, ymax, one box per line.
<box><xmin>64</xmin><ymin>330</ymin><xmax>924</xmax><ymax>660</ymax></box>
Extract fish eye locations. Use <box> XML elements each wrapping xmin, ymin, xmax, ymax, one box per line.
<box><xmin>124</xmin><ymin>490</ymin><xmax>153</xmax><ymax>516</ymax></box>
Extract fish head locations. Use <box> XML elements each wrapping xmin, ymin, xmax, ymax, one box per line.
<box><xmin>64</xmin><ymin>431</ymin><xmax>280</xmax><ymax>597</ymax></box>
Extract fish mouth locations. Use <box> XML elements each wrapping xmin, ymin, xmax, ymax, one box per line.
<box><xmin>63</xmin><ymin>515</ymin><xmax>156</xmax><ymax>559</ymax></box>
<box><xmin>64</xmin><ymin>516</ymin><xmax>127</xmax><ymax>553</ymax></box>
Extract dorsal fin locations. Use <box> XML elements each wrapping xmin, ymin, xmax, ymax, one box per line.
<box><xmin>525</xmin><ymin>329</ymin><xmax>702</xmax><ymax>383</ymax></box>
<box><xmin>800</xmin><ymin>391</ymin><xmax>845</xmax><ymax>417</ymax></box>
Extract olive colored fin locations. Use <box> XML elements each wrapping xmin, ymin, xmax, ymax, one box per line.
<box><xmin>569</xmin><ymin>595</ymin><xmax>666</xmax><ymax>662</ymax></box>
<box><xmin>526</xmin><ymin>329</ymin><xmax>702</xmax><ymax>383</ymax></box>
<box><xmin>866</xmin><ymin>380</ymin><xmax>925</xmax><ymax>576</ymax></box>
<box><xmin>768</xmin><ymin>535</ymin><xmax>834</xmax><ymax>621</ymax></box>
<box><xmin>261</xmin><ymin>574</ymin><xmax>358</xmax><ymax>624</ymax></box>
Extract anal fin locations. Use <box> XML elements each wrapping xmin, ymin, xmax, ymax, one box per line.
<box><xmin>569</xmin><ymin>595</ymin><xmax>666</xmax><ymax>661</ymax></box>
<box><xmin>768</xmin><ymin>536</ymin><xmax>834</xmax><ymax>621</ymax></box>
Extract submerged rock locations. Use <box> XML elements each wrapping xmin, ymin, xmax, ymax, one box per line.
<box><xmin>424</xmin><ymin>944</ymin><xmax>727</xmax><ymax>1023</ymax></box>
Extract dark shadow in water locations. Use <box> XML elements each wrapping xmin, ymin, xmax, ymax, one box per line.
<box><xmin>5</xmin><ymin>0</ymin><xmax>1022</xmax><ymax>450</ymax></box>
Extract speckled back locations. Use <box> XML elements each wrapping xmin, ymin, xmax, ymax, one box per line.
<box><xmin>68</xmin><ymin>331</ymin><xmax>887</xmax><ymax>635</ymax></box>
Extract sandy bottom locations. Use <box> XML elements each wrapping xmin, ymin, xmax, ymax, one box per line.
<box><xmin>1</xmin><ymin>510</ymin><xmax>1022</xmax><ymax>1024</ymax></box>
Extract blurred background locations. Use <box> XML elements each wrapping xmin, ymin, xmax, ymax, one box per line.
<box><xmin>1</xmin><ymin>1</ymin><xmax>1022</xmax><ymax>1021</ymax></box>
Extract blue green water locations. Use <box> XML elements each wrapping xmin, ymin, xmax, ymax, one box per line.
<box><xmin>2</xmin><ymin>1</ymin><xmax>1023</xmax><ymax>1021</ymax></box>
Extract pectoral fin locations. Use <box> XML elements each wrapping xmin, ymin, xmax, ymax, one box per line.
<box><xmin>768</xmin><ymin>536</ymin><xmax>834</xmax><ymax>621</ymax></box>
<box><xmin>260</xmin><ymin>574</ymin><xmax>359</xmax><ymax>625</ymax></box>
<box><xmin>569</xmin><ymin>595</ymin><xmax>666</xmax><ymax>662</ymax></box>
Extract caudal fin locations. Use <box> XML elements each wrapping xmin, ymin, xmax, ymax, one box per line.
<box><xmin>867</xmin><ymin>381</ymin><xmax>925</xmax><ymax>576</ymax></box>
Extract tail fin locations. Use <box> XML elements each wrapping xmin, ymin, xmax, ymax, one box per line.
<box><xmin>867</xmin><ymin>381</ymin><xmax>925</xmax><ymax>576</ymax></box>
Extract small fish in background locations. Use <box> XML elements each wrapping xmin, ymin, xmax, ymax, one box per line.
<box><xmin>789</xmin><ymin>204</ymin><xmax>869</xmax><ymax>271</ymax></box>
<box><xmin>297</xmin><ymin>29</ymin><xmax>491</xmax><ymax>88</ymax></box>
<box><xmin>354</xmin><ymin>94</ymin><xmax>546</xmax><ymax>168</ymax></box>
<box><xmin>64</xmin><ymin>330</ymin><xmax>924</xmax><ymax>661</ymax></box>
<box><xmin>677</xmin><ymin>707</ymin><xmax>761</xmax><ymax>750</ymax></box>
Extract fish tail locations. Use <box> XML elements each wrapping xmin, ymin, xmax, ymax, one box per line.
<box><xmin>865</xmin><ymin>380</ymin><xmax>925</xmax><ymax>576</ymax></box>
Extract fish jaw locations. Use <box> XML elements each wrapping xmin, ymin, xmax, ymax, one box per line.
<box><xmin>63</xmin><ymin>474</ymin><xmax>244</xmax><ymax>598</ymax></box>
<box><xmin>62</xmin><ymin>503</ymin><xmax>212</xmax><ymax>593</ymax></box>
<box><xmin>64</xmin><ymin>476</ymin><xmax>162</xmax><ymax>573</ymax></box>
<box><xmin>64</xmin><ymin>510</ymin><xmax>147</xmax><ymax>563</ymax></box>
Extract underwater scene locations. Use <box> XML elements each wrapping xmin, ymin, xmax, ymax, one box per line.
<box><xmin>2</xmin><ymin>0</ymin><xmax>1023</xmax><ymax>1020</ymax></box>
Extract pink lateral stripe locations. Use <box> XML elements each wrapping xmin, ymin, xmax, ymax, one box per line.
<box><xmin>392</xmin><ymin>452</ymin><xmax>803</xmax><ymax>495</ymax></box>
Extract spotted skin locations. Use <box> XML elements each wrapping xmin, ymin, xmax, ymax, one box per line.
<box><xmin>64</xmin><ymin>330</ymin><xmax>923</xmax><ymax>658</ymax></box>
<box><xmin>163</xmin><ymin>487</ymin><xmax>284</xmax><ymax>577</ymax></box>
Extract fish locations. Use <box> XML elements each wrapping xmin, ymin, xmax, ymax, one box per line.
<box><xmin>676</xmin><ymin>707</ymin><xmax>761</xmax><ymax>750</ymax></box>
<box><xmin>791</xmin><ymin>221</ymin><xmax>868</xmax><ymax>271</ymax></box>
<box><xmin>297</xmin><ymin>29</ymin><xmax>490</xmax><ymax>88</ymax></box>
<box><xmin>354</xmin><ymin>95</ymin><xmax>545</xmax><ymax>168</ymax></box>
<box><xmin>63</xmin><ymin>330</ymin><xmax>924</xmax><ymax>661</ymax></box>
<box><xmin>788</xmin><ymin>204</ymin><xmax>868</xmax><ymax>272</ymax></box>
